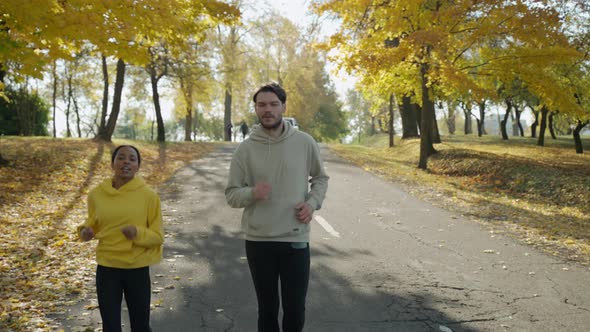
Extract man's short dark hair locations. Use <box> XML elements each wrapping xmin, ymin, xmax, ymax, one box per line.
<box><xmin>111</xmin><ymin>145</ymin><xmax>141</xmax><ymax>167</ymax></box>
<box><xmin>253</xmin><ymin>83</ymin><xmax>287</xmax><ymax>104</ymax></box>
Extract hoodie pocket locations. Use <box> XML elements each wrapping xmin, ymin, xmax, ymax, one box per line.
<box><xmin>244</xmin><ymin>201</ymin><xmax>309</xmax><ymax>238</ymax></box>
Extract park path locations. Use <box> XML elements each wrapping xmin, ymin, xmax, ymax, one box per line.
<box><xmin>58</xmin><ymin>144</ymin><xmax>590</xmax><ymax>331</ymax></box>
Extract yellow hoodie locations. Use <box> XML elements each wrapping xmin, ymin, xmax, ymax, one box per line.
<box><xmin>78</xmin><ymin>176</ymin><xmax>163</xmax><ymax>269</ymax></box>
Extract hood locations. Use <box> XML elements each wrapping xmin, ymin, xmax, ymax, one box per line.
<box><xmin>98</xmin><ymin>176</ymin><xmax>147</xmax><ymax>195</ymax></box>
<box><xmin>249</xmin><ymin>118</ymin><xmax>297</xmax><ymax>144</ymax></box>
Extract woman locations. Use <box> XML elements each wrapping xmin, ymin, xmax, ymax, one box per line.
<box><xmin>78</xmin><ymin>145</ymin><xmax>163</xmax><ymax>332</ymax></box>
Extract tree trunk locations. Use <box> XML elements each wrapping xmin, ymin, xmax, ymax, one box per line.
<box><xmin>185</xmin><ymin>107</ymin><xmax>193</xmax><ymax>142</ymax></box>
<box><xmin>192</xmin><ymin>108</ymin><xmax>199</xmax><ymax>141</ymax></box>
<box><xmin>514</xmin><ymin>104</ymin><xmax>524</xmax><ymax>136</ymax></box>
<box><xmin>73</xmin><ymin>91</ymin><xmax>81</xmax><ymax>138</ymax></box>
<box><xmin>530</xmin><ymin>110</ymin><xmax>539</xmax><ymax>138</ymax></box>
<box><xmin>370</xmin><ymin>116</ymin><xmax>376</xmax><ymax>135</ymax></box>
<box><xmin>149</xmin><ymin>66</ymin><xmax>166</xmax><ymax>142</ymax></box>
<box><xmin>97</xmin><ymin>55</ymin><xmax>109</xmax><ymax>140</ymax></box>
<box><xmin>473</xmin><ymin>115</ymin><xmax>483</xmax><ymax>137</ymax></box>
<box><xmin>446</xmin><ymin>102</ymin><xmax>456</xmax><ymax>135</ymax></box>
<box><xmin>573</xmin><ymin>120</ymin><xmax>588</xmax><ymax>154</ymax></box>
<box><xmin>463</xmin><ymin>108</ymin><xmax>472</xmax><ymax>134</ymax></box>
<box><xmin>418</xmin><ymin>62</ymin><xmax>436</xmax><ymax>170</ymax></box>
<box><xmin>65</xmin><ymin>94</ymin><xmax>71</xmax><ymax>137</ymax></box>
<box><xmin>500</xmin><ymin>99</ymin><xmax>512</xmax><ymax>140</ymax></box>
<box><xmin>432</xmin><ymin>110</ymin><xmax>441</xmax><ymax>143</ymax></box>
<box><xmin>177</xmin><ymin>73</ymin><xmax>193</xmax><ymax>142</ymax></box>
<box><xmin>224</xmin><ymin>83</ymin><xmax>232</xmax><ymax>142</ymax></box>
<box><xmin>478</xmin><ymin>101</ymin><xmax>487</xmax><ymax>135</ymax></box>
<box><xmin>548</xmin><ymin>112</ymin><xmax>557</xmax><ymax>139</ymax></box>
<box><xmin>151</xmin><ymin>120</ymin><xmax>155</xmax><ymax>141</ymax></box>
<box><xmin>537</xmin><ymin>106</ymin><xmax>549</xmax><ymax>146</ymax></box>
<box><xmin>98</xmin><ymin>58</ymin><xmax>126</xmax><ymax>142</ymax></box>
<box><xmin>65</xmin><ymin>69</ymin><xmax>72</xmax><ymax>137</ymax></box>
<box><xmin>510</xmin><ymin>109</ymin><xmax>518</xmax><ymax>136</ymax></box>
<box><xmin>399</xmin><ymin>95</ymin><xmax>419</xmax><ymax>138</ymax></box>
<box><xmin>389</xmin><ymin>93</ymin><xmax>394</xmax><ymax>147</ymax></box>
<box><xmin>52</xmin><ymin>61</ymin><xmax>57</xmax><ymax>138</ymax></box>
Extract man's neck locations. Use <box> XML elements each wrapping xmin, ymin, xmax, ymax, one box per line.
<box><xmin>262</xmin><ymin>122</ymin><xmax>284</xmax><ymax>138</ymax></box>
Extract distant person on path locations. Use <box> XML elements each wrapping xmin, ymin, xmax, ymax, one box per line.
<box><xmin>240</xmin><ymin>121</ymin><xmax>249</xmax><ymax>140</ymax></box>
<box><xmin>225</xmin><ymin>83</ymin><xmax>329</xmax><ymax>332</ymax></box>
<box><xmin>226</xmin><ymin>122</ymin><xmax>233</xmax><ymax>142</ymax></box>
<box><xmin>77</xmin><ymin>145</ymin><xmax>163</xmax><ymax>332</ymax></box>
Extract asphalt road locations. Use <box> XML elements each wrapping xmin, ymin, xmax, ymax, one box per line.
<box><xmin>58</xmin><ymin>144</ymin><xmax>590</xmax><ymax>331</ymax></box>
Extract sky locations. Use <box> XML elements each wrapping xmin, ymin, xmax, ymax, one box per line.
<box><xmin>52</xmin><ymin>0</ymin><xmax>355</xmax><ymax>137</ymax></box>
<box><xmin>264</xmin><ymin>0</ymin><xmax>356</xmax><ymax>98</ymax></box>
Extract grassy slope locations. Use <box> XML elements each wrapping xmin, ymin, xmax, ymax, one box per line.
<box><xmin>0</xmin><ymin>137</ymin><xmax>217</xmax><ymax>331</ymax></box>
<box><xmin>328</xmin><ymin>134</ymin><xmax>590</xmax><ymax>265</ymax></box>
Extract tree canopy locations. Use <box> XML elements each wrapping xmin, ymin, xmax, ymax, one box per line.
<box><xmin>315</xmin><ymin>0</ymin><xmax>587</xmax><ymax>166</ymax></box>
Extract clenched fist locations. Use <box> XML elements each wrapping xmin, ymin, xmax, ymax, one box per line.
<box><xmin>253</xmin><ymin>182</ymin><xmax>272</xmax><ymax>201</ymax></box>
<box><xmin>121</xmin><ymin>225</ymin><xmax>138</xmax><ymax>240</ymax></box>
<box><xmin>80</xmin><ymin>227</ymin><xmax>94</xmax><ymax>241</ymax></box>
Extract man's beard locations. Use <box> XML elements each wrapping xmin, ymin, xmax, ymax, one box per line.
<box><xmin>259</xmin><ymin>116</ymin><xmax>282</xmax><ymax>130</ymax></box>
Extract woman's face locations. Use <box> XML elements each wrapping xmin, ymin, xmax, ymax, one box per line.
<box><xmin>112</xmin><ymin>146</ymin><xmax>139</xmax><ymax>180</ymax></box>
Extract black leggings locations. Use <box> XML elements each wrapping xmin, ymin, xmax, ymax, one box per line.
<box><xmin>245</xmin><ymin>241</ymin><xmax>310</xmax><ymax>332</ymax></box>
<box><xmin>96</xmin><ymin>265</ymin><xmax>151</xmax><ymax>332</ymax></box>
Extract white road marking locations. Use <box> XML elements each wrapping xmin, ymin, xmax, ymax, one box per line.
<box><xmin>314</xmin><ymin>215</ymin><xmax>340</xmax><ymax>238</ymax></box>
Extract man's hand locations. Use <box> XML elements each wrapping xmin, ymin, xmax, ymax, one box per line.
<box><xmin>295</xmin><ymin>202</ymin><xmax>314</xmax><ymax>224</ymax></box>
<box><xmin>80</xmin><ymin>227</ymin><xmax>94</xmax><ymax>241</ymax></box>
<box><xmin>253</xmin><ymin>182</ymin><xmax>272</xmax><ymax>201</ymax></box>
<box><xmin>121</xmin><ymin>225</ymin><xmax>138</xmax><ymax>240</ymax></box>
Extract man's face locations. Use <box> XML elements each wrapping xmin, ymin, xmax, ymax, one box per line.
<box><xmin>255</xmin><ymin>91</ymin><xmax>285</xmax><ymax>130</ymax></box>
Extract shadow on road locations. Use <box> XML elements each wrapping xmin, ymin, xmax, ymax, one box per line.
<box><xmin>152</xmin><ymin>224</ymin><xmax>480</xmax><ymax>332</ymax></box>
<box><xmin>152</xmin><ymin>146</ymin><xmax>479</xmax><ymax>331</ymax></box>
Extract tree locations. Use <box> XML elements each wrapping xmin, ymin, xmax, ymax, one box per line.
<box><xmin>1</xmin><ymin>0</ymin><xmax>239</xmax><ymax>141</ymax></box>
<box><xmin>170</xmin><ymin>38</ymin><xmax>217</xmax><ymax>142</ymax></box>
<box><xmin>316</xmin><ymin>0</ymin><xmax>580</xmax><ymax>169</ymax></box>
<box><xmin>246</xmin><ymin>11</ymin><xmax>347</xmax><ymax>141</ymax></box>
<box><xmin>345</xmin><ymin>89</ymin><xmax>372</xmax><ymax>143</ymax></box>
<box><xmin>399</xmin><ymin>95</ymin><xmax>420</xmax><ymax>138</ymax></box>
<box><xmin>0</xmin><ymin>87</ymin><xmax>50</xmax><ymax>136</ymax></box>
<box><xmin>215</xmin><ymin>10</ymin><xmax>248</xmax><ymax>142</ymax></box>
<box><xmin>559</xmin><ymin>6</ymin><xmax>590</xmax><ymax>152</ymax></box>
<box><xmin>439</xmin><ymin>100</ymin><xmax>457</xmax><ymax>135</ymax></box>
<box><xmin>573</xmin><ymin>120</ymin><xmax>589</xmax><ymax>153</ymax></box>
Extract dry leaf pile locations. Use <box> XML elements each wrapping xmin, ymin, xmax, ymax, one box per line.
<box><xmin>0</xmin><ymin>137</ymin><xmax>215</xmax><ymax>331</ymax></box>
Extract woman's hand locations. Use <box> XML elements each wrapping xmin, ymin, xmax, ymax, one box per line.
<box><xmin>121</xmin><ymin>225</ymin><xmax>138</xmax><ymax>240</ymax></box>
<box><xmin>80</xmin><ymin>227</ymin><xmax>95</xmax><ymax>241</ymax></box>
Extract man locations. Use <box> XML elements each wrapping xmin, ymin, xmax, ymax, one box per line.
<box><xmin>225</xmin><ymin>83</ymin><xmax>329</xmax><ymax>332</ymax></box>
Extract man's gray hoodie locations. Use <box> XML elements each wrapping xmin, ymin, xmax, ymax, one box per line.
<box><xmin>225</xmin><ymin>119</ymin><xmax>329</xmax><ymax>242</ymax></box>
